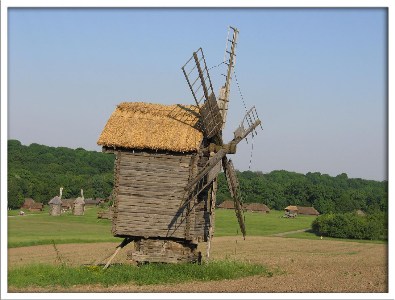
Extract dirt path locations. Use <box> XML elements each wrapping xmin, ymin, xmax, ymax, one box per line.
<box><xmin>270</xmin><ymin>228</ymin><xmax>310</xmax><ymax>237</ymax></box>
<box><xmin>8</xmin><ymin>236</ymin><xmax>387</xmax><ymax>293</ymax></box>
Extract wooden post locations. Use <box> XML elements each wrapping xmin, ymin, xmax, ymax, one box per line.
<box><xmin>206</xmin><ymin>152</ymin><xmax>217</xmax><ymax>261</ymax></box>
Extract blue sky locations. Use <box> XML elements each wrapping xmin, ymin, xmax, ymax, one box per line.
<box><xmin>7</xmin><ymin>8</ymin><xmax>387</xmax><ymax>180</ymax></box>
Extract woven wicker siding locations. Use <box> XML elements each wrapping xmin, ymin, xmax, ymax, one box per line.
<box><xmin>111</xmin><ymin>150</ymin><xmax>208</xmax><ymax>240</ymax></box>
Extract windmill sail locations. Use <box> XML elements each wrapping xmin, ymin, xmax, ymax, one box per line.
<box><xmin>218</xmin><ymin>26</ymin><xmax>239</xmax><ymax>129</ymax></box>
<box><xmin>222</xmin><ymin>157</ymin><xmax>246</xmax><ymax>238</ymax></box>
<box><xmin>182</xmin><ymin>48</ymin><xmax>223</xmax><ymax>138</ymax></box>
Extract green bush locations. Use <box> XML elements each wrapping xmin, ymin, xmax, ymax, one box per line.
<box><xmin>312</xmin><ymin>211</ymin><xmax>387</xmax><ymax>240</ymax></box>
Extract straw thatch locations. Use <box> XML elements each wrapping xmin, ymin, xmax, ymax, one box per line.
<box><xmin>245</xmin><ymin>203</ymin><xmax>270</xmax><ymax>213</ymax></box>
<box><xmin>21</xmin><ymin>198</ymin><xmax>43</xmax><ymax>211</ymax></box>
<box><xmin>61</xmin><ymin>199</ymin><xmax>75</xmax><ymax>210</ymax></box>
<box><xmin>49</xmin><ymin>196</ymin><xmax>62</xmax><ymax>205</ymax></box>
<box><xmin>217</xmin><ymin>200</ymin><xmax>235</xmax><ymax>209</ymax></box>
<box><xmin>97</xmin><ymin>102</ymin><xmax>204</xmax><ymax>152</ymax></box>
<box><xmin>296</xmin><ymin>206</ymin><xmax>320</xmax><ymax>216</ymax></box>
<box><xmin>21</xmin><ymin>198</ymin><xmax>35</xmax><ymax>209</ymax></box>
<box><xmin>285</xmin><ymin>205</ymin><xmax>298</xmax><ymax>212</ymax></box>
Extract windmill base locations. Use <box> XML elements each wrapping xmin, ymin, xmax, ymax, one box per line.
<box><xmin>127</xmin><ymin>238</ymin><xmax>201</xmax><ymax>264</ymax></box>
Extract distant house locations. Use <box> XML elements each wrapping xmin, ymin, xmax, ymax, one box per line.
<box><xmin>284</xmin><ymin>205</ymin><xmax>298</xmax><ymax>218</ymax></box>
<box><xmin>21</xmin><ymin>198</ymin><xmax>35</xmax><ymax>209</ymax></box>
<box><xmin>21</xmin><ymin>198</ymin><xmax>44</xmax><ymax>211</ymax></box>
<box><xmin>285</xmin><ymin>205</ymin><xmax>298</xmax><ymax>213</ymax></box>
<box><xmin>245</xmin><ymin>203</ymin><xmax>270</xmax><ymax>213</ymax></box>
<box><xmin>217</xmin><ymin>200</ymin><xmax>234</xmax><ymax>209</ymax></box>
<box><xmin>29</xmin><ymin>202</ymin><xmax>44</xmax><ymax>211</ymax></box>
<box><xmin>84</xmin><ymin>198</ymin><xmax>101</xmax><ymax>206</ymax></box>
<box><xmin>61</xmin><ymin>199</ymin><xmax>75</xmax><ymax>211</ymax></box>
<box><xmin>296</xmin><ymin>206</ymin><xmax>320</xmax><ymax>216</ymax></box>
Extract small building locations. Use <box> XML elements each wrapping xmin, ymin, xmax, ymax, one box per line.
<box><xmin>284</xmin><ymin>205</ymin><xmax>298</xmax><ymax>218</ymax></box>
<box><xmin>296</xmin><ymin>206</ymin><xmax>320</xmax><ymax>216</ymax></box>
<box><xmin>48</xmin><ymin>196</ymin><xmax>62</xmax><ymax>216</ymax></box>
<box><xmin>217</xmin><ymin>200</ymin><xmax>235</xmax><ymax>209</ymax></box>
<box><xmin>245</xmin><ymin>203</ymin><xmax>270</xmax><ymax>213</ymax></box>
<box><xmin>73</xmin><ymin>197</ymin><xmax>85</xmax><ymax>216</ymax></box>
<box><xmin>21</xmin><ymin>198</ymin><xmax>44</xmax><ymax>211</ymax></box>
<box><xmin>21</xmin><ymin>198</ymin><xmax>35</xmax><ymax>209</ymax></box>
<box><xmin>61</xmin><ymin>199</ymin><xmax>75</xmax><ymax>211</ymax></box>
<box><xmin>29</xmin><ymin>202</ymin><xmax>44</xmax><ymax>212</ymax></box>
<box><xmin>84</xmin><ymin>198</ymin><xmax>100</xmax><ymax>206</ymax></box>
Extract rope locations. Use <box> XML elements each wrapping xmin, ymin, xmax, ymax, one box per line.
<box><xmin>208</xmin><ymin>61</ymin><xmax>225</xmax><ymax>71</ymax></box>
<box><xmin>208</xmin><ymin>60</ymin><xmax>257</xmax><ymax>171</ymax></box>
<box><xmin>248</xmin><ymin>134</ymin><xmax>254</xmax><ymax>171</ymax></box>
<box><xmin>233</xmin><ymin>68</ymin><xmax>256</xmax><ymax>170</ymax></box>
<box><xmin>233</xmin><ymin>69</ymin><xmax>249</xmax><ymax>114</ymax></box>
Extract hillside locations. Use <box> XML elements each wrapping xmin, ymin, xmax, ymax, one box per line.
<box><xmin>8</xmin><ymin>140</ymin><xmax>387</xmax><ymax>213</ymax></box>
<box><xmin>8</xmin><ymin>140</ymin><xmax>114</xmax><ymax>208</ymax></box>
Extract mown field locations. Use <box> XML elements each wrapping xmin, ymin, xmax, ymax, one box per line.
<box><xmin>8</xmin><ymin>207</ymin><xmax>317</xmax><ymax>248</ymax></box>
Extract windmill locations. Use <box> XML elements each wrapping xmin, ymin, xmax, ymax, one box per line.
<box><xmin>97</xmin><ymin>26</ymin><xmax>262</xmax><ymax>264</ymax></box>
<box><xmin>181</xmin><ymin>26</ymin><xmax>261</xmax><ymax>244</ymax></box>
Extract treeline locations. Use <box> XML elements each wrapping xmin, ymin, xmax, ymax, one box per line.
<box><xmin>217</xmin><ymin>170</ymin><xmax>387</xmax><ymax>214</ymax></box>
<box><xmin>8</xmin><ymin>140</ymin><xmax>388</xmax><ymax>215</ymax></box>
<box><xmin>8</xmin><ymin>140</ymin><xmax>114</xmax><ymax>208</ymax></box>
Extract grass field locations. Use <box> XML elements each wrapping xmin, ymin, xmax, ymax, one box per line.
<box><xmin>7</xmin><ymin>207</ymin><xmax>118</xmax><ymax>248</ymax></box>
<box><xmin>9</xmin><ymin>207</ymin><xmax>384</xmax><ymax>248</ymax></box>
<box><xmin>8</xmin><ymin>260</ymin><xmax>273</xmax><ymax>288</ymax></box>
<box><xmin>8</xmin><ymin>207</ymin><xmax>316</xmax><ymax>248</ymax></box>
<box><xmin>215</xmin><ymin>209</ymin><xmax>315</xmax><ymax>236</ymax></box>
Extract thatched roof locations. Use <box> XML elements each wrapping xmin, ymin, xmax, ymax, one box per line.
<box><xmin>245</xmin><ymin>203</ymin><xmax>270</xmax><ymax>212</ymax></box>
<box><xmin>97</xmin><ymin>102</ymin><xmax>204</xmax><ymax>152</ymax></box>
<box><xmin>285</xmin><ymin>205</ymin><xmax>298</xmax><ymax>211</ymax></box>
<box><xmin>296</xmin><ymin>206</ymin><xmax>320</xmax><ymax>215</ymax></box>
<box><xmin>74</xmin><ymin>197</ymin><xmax>85</xmax><ymax>205</ymax></box>
<box><xmin>30</xmin><ymin>202</ymin><xmax>43</xmax><ymax>209</ymax></box>
<box><xmin>218</xmin><ymin>200</ymin><xmax>235</xmax><ymax>209</ymax></box>
<box><xmin>84</xmin><ymin>198</ymin><xmax>100</xmax><ymax>205</ymax></box>
<box><xmin>21</xmin><ymin>198</ymin><xmax>35</xmax><ymax>209</ymax></box>
<box><xmin>49</xmin><ymin>196</ymin><xmax>62</xmax><ymax>205</ymax></box>
<box><xmin>61</xmin><ymin>199</ymin><xmax>75</xmax><ymax>208</ymax></box>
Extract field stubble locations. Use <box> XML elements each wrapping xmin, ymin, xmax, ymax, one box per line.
<box><xmin>8</xmin><ymin>236</ymin><xmax>387</xmax><ymax>293</ymax></box>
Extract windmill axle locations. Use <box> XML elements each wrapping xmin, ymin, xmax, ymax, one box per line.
<box><xmin>205</xmin><ymin>142</ymin><xmax>237</xmax><ymax>155</ymax></box>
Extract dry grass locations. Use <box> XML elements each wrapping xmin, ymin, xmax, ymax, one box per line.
<box><xmin>97</xmin><ymin>102</ymin><xmax>203</xmax><ymax>152</ymax></box>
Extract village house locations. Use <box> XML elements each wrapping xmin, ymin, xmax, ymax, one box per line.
<box><xmin>245</xmin><ymin>203</ymin><xmax>270</xmax><ymax>213</ymax></box>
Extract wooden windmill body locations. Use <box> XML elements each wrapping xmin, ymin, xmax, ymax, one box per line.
<box><xmin>98</xmin><ymin>27</ymin><xmax>262</xmax><ymax>263</ymax></box>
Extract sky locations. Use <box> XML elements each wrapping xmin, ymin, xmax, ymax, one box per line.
<box><xmin>7</xmin><ymin>8</ymin><xmax>387</xmax><ymax>181</ymax></box>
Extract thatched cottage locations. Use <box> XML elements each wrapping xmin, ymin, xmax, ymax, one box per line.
<box><xmin>217</xmin><ymin>200</ymin><xmax>235</xmax><ymax>209</ymax></box>
<box><xmin>21</xmin><ymin>198</ymin><xmax>44</xmax><ymax>211</ymax></box>
<box><xmin>98</xmin><ymin>102</ymin><xmax>214</xmax><ymax>263</ymax></box>
<box><xmin>296</xmin><ymin>206</ymin><xmax>320</xmax><ymax>216</ymax></box>
<box><xmin>245</xmin><ymin>203</ymin><xmax>270</xmax><ymax>213</ymax></box>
